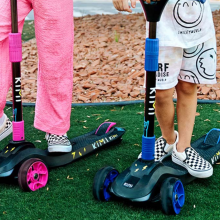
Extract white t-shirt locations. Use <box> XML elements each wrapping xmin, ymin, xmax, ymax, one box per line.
<box><xmin>146</xmin><ymin>0</ymin><xmax>216</xmax><ymax>48</ymax></box>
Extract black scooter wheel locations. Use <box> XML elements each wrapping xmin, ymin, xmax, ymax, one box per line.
<box><xmin>93</xmin><ymin>166</ymin><xmax>119</xmax><ymax>201</ymax></box>
<box><xmin>18</xmin><ymin>158</ymin><xmax>49</xmax><ymax>192</ymax></box>
<box><xmin>160</xmin><ymin>177</ymin><xmax>185</xmax><ymax>215</ymax></box>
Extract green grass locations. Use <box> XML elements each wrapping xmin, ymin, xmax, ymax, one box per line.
<box><xmin>1</xmin><ymin>103</ymin><xmax>220</xmax><ymax>220</ymax></box>
<box><xmin>22</xmin><ymin>21</ymin><xmax>35</xmax><ymax>41</ymax></box>
<box><xmin>114</xmin><ymin>31</ymin><xmax>120</xmax><ymax>43</ymax></box>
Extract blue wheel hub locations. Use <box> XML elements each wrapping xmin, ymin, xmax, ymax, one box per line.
<box><xmin>103</xmin><ymin>170</ymin><xmax>119</xmax><ymax>201</ymax></box>
<box><xmin>172</xmin><ymin>180</ymin><xmax>185</xmax><ymax>214</ymax></box>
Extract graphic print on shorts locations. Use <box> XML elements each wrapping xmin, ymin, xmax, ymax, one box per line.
<box><xmin>157</xmin><ymin>63</ymin><xmax>170</xmax><ymax>82</ymax></box>
<box><xmin>196</xmin><ymin>48</ymin><xmax>216</xmax><ymax>80</ymax></box>
<box><xmin>179</xmin><ymin>70</ymin><xmax>200</xmax><ymax>84</ymax></box>
<box><xmin>173</xmin><ymin>0</ymin><xmax>204</xmax><ymax>29</ymax></box>
<box><xmin>180</xmin><ymin>39</ymin><xmax>216</xmax><ymax>84</ymax></box>
<box><xmin>183</xmin><ymin>43</ymin><xmax>204</xmax><ymax>58</ymax></box>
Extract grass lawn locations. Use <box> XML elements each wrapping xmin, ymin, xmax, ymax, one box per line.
<box><xmin>1</xmin><ymin>103</ymin><xmax>220</xmax><ymax>220</ymax></box>
<box><xmin>22</xmin><ymin>21</ymin><xmax>35</xmax><ymax>41</ymax></box>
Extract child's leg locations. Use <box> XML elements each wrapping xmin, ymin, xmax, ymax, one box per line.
<box><xmin>0</xmin><ymin>36</ymin><xmax>14</xmax><ymax>140</ymax></box>
<box><xmin>138</xmin><ymin>87</ymin><xmax>178</xmax><ymax>161</ymax></box>
<box><xmin>154</xmin><ymin>46</ymin><xmax>183</xmax><ymax>144</ymax></box>
<box><xmin>138</xmin><ymin>47</ymin><xmax>182</xmax><ymax>161</ymax></box>
<box><xmin>0</xmin><ymin>0</ymin><xmax>32</xmax><ymax>141</ymax></box>
<box><xmin>0</xmin><ymin>0</ymin><xmax>32</xmax><ymax>117</ymax></box>
<box><xmin>172</xmin><ymin>37</ymin><xmax>216</xmax><ymax>178</ymax></box>
<box><xmin>0</xmin><ymin>38</ymin><xmax>11</xmax><ymax>119</ymax></box>
<box><xmin>175</xmin><ymin>81</ymin><xmax>197</xmax><ymax>152</ymax></box>
<box><xmin>176</xmin><ymin>36</ymin><xmax>217</xmax><ymax>153</ymax></box>
<box><xmin>33</xmin><ymin>0</ymin><xmax>73</xmax><ymax>135</ymax></box>
<box><xmin>155</xmin><ymin>88</ymin><xmax>176</xmax><ymax>144</ymax></box>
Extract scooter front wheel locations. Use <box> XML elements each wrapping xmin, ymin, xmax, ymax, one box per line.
<box><xmin>18</xmin><ymin>158</ymin><xmax>49</xmax><ymax>192</ymax></box>
<box><xmin>160</xmin><ymin>177</ymin><xmax>185</xmax><ymax>215</ymax></box>
<box><xmin>93</xmin><ymin>166</ymin><xmax>119</xmax><ymax>201</ymax></box>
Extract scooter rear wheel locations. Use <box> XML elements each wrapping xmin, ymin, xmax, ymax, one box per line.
<box><xmin>18</xmin><ymin>158</ymin><xmax>49</xmax><ymax>192</ymax></box>
<box><xmin>160</xmin><ymin>177</ymin><xmax>185</xmax><ymax>215</ymax></box>
<box><xmin>93</xmin><ymin>166</ymin><xmax>119</xmax><ymax>201</ymax></box>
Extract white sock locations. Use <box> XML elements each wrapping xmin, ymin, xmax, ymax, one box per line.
<box><xmin>173</xmin><ymin>138</ymin><xmax>187</xmax><ymax>161</ymax></box>
<box><xmin>0</xmin><ymin>114</ymin><xmax>6</xmax><ymax>126</ymax></box>
<box><xmin>164</xmin><ymin>130</ymin><xmax>179</xmax><ymax>152</ymax></box>
<box><xmin>174</xmin><ymin>150</ymin><xmax>186</xmax><ymax>161</ymax></box>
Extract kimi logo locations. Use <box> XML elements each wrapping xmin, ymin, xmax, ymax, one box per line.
<box><xmin>92</xmin><ymin>135</ymin><xmax>118</xmax><ymax>149</ymax></box>
<box><xmin>92</xmin><ymin>138</ymin><xmax>109</xmax><ymax>149</ymax></box>
<box><xmin>148</xmin><ymin>88</ymin><xmax>156</xmax><ymax>116</ymax></box>
<box><xmin>15</xmin><ymin>77</ymin><xmax>21</xmax><ymax>102</ymax></box>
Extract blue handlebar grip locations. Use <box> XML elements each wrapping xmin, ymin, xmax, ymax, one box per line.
<box><xmin>142</xmin><ymin>135</ymin><xmax>155</xmax><ymax>161</ymax></box>
<box><xmin>145</xmin><ymin>38</ymin><xmax>159</xmax><ymax>72</ymax></box>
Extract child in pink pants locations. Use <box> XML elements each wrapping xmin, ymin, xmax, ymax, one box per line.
<box><xmin>0</xmin><ymin>0</ymin><xmax>74</xmax><ymax>152</ymax></box>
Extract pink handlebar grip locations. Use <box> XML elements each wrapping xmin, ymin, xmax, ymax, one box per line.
<box><xmin>13</xmin><ymin>121</ymin><xmax>25</xmax><ymax>141</ymax></box>
<box><xmin>9</xmin><ymin>33</ymin><xmax>22</xmax><ymax>62</ymax></box>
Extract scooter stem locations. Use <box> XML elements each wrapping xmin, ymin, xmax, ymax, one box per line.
<box><xmin>140</xmin><ymin>0</ymin><xmax>168</xmax><ymax>161</ymax></box>
<box><xmin>140</xmin><ymin>0</ymin><xmax>205</xmax><ymax>161</ymax></box>
<box><xmin>9</xmin><ymin>0</ymin><xmax>25</xmax><ymax>141</ymax></box>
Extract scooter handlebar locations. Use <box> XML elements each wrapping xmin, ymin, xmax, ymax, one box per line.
<box><xmin>196</xmin><ymin>0</ymin><xmax>206</xmax><ymax>4</ymax></box>
<box><xmin>140</xmin><ymin>0</ymin><xmax>206</xmax><ymax>22</ymax></box>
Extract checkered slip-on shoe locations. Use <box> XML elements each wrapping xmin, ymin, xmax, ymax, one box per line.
<box><xmin>138</xmin><ymin>130</ymin><xmax>179</xmax><ymax>161</ymax></box>
<box><xmin>0</xmin><ymin>114</ymin><xmax>12</xmax><ymax>141</ymax></box>
<box><xmin>172</xmin><ymin>146</ymin><xmax>213</xmax><ymax>178</ymax></box>
<box><xmin>46</xmin><ymin>133</ymin><xmax>72</xmax><ymax>153</ymax></box>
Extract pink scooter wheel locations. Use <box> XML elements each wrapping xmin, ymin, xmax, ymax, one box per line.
<box><xmin>18</xmin><ymin>158</ymin><xmax>48</xmax><ymax>192</ymax></box>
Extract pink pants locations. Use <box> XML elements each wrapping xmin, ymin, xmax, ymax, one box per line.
<box><xmin>0</xmin><ymin>0</ymin><xmax>74</xmax><ymax>135</ymax></box>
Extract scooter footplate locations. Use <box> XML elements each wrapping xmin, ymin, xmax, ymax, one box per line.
<box><xmin>162</xmin><ymin>129</ymin><xmax>220</xmax><ymax>183</ymax></box>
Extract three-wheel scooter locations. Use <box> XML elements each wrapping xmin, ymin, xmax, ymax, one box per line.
<box><xmin>0</xmin><ymin>0</ymin><xmax>125</xmax><ymax>192</ymax></box>
<box><xmin>92</xmin><ymin>0</ymin><xmax>220</xmax><ymax>215</ymax></box>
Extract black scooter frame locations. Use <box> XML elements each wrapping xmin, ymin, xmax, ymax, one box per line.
<box><xmin>93</xmin><ymin>0</ymin><xmax>220</xmax><ymax>215</ymax></box>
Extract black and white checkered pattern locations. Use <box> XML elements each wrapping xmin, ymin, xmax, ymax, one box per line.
<box><xmin>5</xmin><ymin>119</ymin><xmax>12</xmax><ymax>129</ymax></box>
<box><xmin>155</xmin><ymin>136</ymin><xmax>168</xmax><ymax>161</ymax></box>
<box><xmin>181</xmin><ymin>147</ymin><xmax>211</xmax><ymax>171</ymax></box>
<box><xmin>172</xmin><ymin>147</ymin><xmax>213</xmax><ymax>178</ymax></box>
<box><xmin>46</xmin><ymin>134</ymin><xmax>71</xmax><ymax>147</ymax></box>
<box><xmin>0</xmin><ymin>116</ymin><xmax>12</xmax><ymax>142</ymax></box>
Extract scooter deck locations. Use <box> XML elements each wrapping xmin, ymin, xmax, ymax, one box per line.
<box><xmin>110</xmin><ymin>129</ymin><xmax>220</xmax><ymax>202</ymax></box>
<box><xmin>162</xmin><ymin>128</ymin><xmax>220</xmax><ymax>184</ymax></box>
<box><xmin>0</xmin><ymin>122</ymin><xmax>125</xmax><ymax>177</ymax></box>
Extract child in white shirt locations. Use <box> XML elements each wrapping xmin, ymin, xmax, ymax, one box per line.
<box><xmin>113</xmin><ymin>0</ymin><xmax>216</xmax><ymax>178</ymax></box>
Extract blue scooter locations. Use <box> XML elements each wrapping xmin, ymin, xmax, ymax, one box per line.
<box><xmin>92</xmin><ymin>0</ymin><xmax>220</xmax><ymax>215</ymax></box>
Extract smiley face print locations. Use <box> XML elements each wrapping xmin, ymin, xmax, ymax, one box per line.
<box><xmin>183</xmin><ymin>43</ymin><xmax>204</xmax><ymax>58</ymax></box>
<box><xmin>179</xmin><ymin>70</ymin><xmax>200</xmax><ymax>84</ymax></box>
<box><xmin>196</xmin><ymin>48</ymin><xmax>216</xmax><ymax>80</ymax></box>
<box><xmin>173</xmin><ymin>0</ymin><xmax>204</xmax><ymax>28</ymax></box>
